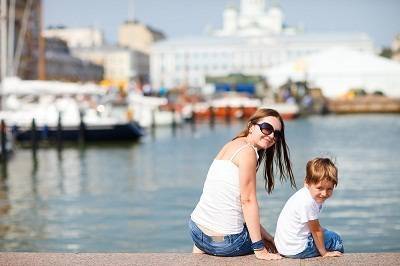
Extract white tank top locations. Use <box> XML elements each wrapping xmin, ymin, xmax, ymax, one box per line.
<box><xmin>191</xmin><ymin>144</ymin><xmax>259</xmax><ymax>235</ymax></box>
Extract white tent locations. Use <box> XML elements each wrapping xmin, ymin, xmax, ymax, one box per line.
<box><xmin>265</xmin><ymin>47</ymin><xmax>400</xmax><ymax>98</ymax></box>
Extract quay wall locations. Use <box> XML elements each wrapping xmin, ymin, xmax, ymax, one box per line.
<box><xmin>0</xmin><ymin>252</ymin><xmax>399</xmax><ymax>266</ymax></box>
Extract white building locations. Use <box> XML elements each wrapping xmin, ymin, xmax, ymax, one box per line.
<box><xmin>72</xmin><ymin>46</ymin><xmax>149</xmax><ymax>85</ymax></box>
<box><xmin>43</xmin><ymin>26</ymin><xmax>104</xmax><ymax>48</ymax></box>
<box><xmin>150</xmin><ymin>0</ymin><xmax>374</xmax><ymax>90</ymax></box>
<box><xmin>214</xmin><ymin>0</ymin><xmax>293</xmax><ymax>37</ymax></box>
<box><xmin>391</xmin><ymin>33</ymin><xmax>400</xmax><ymax>62</ymax></box>
<box><xmin>151</xmin><ymin>33</ymin><xmax>373</xmax><ymax>89</ymax></box>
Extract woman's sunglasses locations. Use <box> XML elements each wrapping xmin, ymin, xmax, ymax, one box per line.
<box><xmin>254</xmin><ymin>122</ymin><xmax>282</xmax><ymax>141</ymax></box>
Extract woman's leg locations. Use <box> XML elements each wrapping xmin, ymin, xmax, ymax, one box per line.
<box><xmin>192</xmin><ymin>244</ymin><xmax>205</xmax><ymax>254</ymax></box>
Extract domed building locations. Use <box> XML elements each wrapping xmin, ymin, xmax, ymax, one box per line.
<box><xmin>150</xmin><ymin>0</ymin><xmax>374</xmax><ymax>92</ymax></box>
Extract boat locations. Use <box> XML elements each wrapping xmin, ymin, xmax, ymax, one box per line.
<box><xmin>127</xmin><ymin>93</ymin><xmax>182</xmax><ymax>128</ymax></box>
<box><xmin>10</xmin><ymin>122</ymin><xmax>143</xmax><ymax>142</ymax></box>
<box><xmin>0</xmin><ymin>78</ymin><xmax>144</xmax><ymax>142</ymax></box>
<box><xmin>181</xmin><ymin>93</ymin><xmax>299</xmax><ymax>121</ymax></box>
<box><xmin>182</xmin><ymin>93</ymin><xmax>261</xmax><ymax>120</ymax></box>
<box><xmin>260</xmin><ymin>102</ymin><xmax>300</xmax><ymax>120</ymax></box>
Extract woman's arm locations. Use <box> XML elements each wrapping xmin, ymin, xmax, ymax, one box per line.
<box><xmin>238</xmin><ymin>147</ymin><xmax>281</xmax><ymax>260</ymax></box>
<box><xmin>308</xmin><ymin>220</ymin><xmax>342</xmax><ymax>257</ymax></box>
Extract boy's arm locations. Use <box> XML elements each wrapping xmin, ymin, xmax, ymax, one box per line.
<box><xmin>260</xmin><ymin>225</ymin><xmax>278</xmax><ymax>253</ymax></box>
<box><xmin>260</xmin><ymin>224</ymin><xmax>273</xmax><ymax>242</ymax></box>
<box><xmin>308</xmin><ymin>219</ymin><xmax>342</xmax><ymax>257</ymax></box>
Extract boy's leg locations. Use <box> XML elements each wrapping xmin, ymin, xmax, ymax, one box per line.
<box><xmin>289</xmin><ymin>229</ymin><xmax>344</xmax><ymax>259</ymax></box>
<box><xmin>323</xmin><ymin>228</ymin><xmax>344</xmax><ymax>253</ymax></box>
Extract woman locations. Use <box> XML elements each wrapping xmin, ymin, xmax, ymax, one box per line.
<box><xmin>189</xmin><ymin>108</ymin><xmax>296</xmax><ymax>260</ymax></box>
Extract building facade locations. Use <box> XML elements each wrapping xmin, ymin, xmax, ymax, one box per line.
<box><xmin>213</xmin><ymin>0</ymin><xmax>295</xmax><ymax>37</ymax></box>
<box><xmin>72</xmin><ymin>46</ymin><xmax>149</xmax><ymax>86</ymax></box>
<box><xmin>151</xmin><ymin>34</ymin><xmax>374</xmax><ymax>90</ymax></box>
<box><xmin>43</xmin><ymin>26</ymin><xmax>104</xmax><ymax>48</ymax></box>
<box><xmin>118</xmin><ymin>20</ymin><xmax>165</xmax><ymax>54</ymax></box>
<box><xmin>150</xmin><ymin>0</ymin><xmax>375</xmax><ymax>90</ymax></box>
<box><xmin>391</xmin><ymin>33</ymin><xmax>400</xmax><ymax>62</ymax></box>
<box><xmin>45</xmin><ymin>37</ymin><xmax>103</xmax><ymax>82</ymax></box>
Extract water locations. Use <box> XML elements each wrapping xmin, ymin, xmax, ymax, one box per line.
<box><xmin>0</xmin><ymin>114</ymin><xmax>399</xmax><ymax>253</ymax></box>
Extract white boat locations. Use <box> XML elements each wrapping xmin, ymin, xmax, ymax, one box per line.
<box><xmin>127</xmin><ymin>93</ymin><xmax>182</xmax><ymax>128</ymax></box>
<box><xmin>260</xmin><ymin>100</ymin><xmax>300</xmax><ymax>120</ymax></box>
<box><xmin>0</xmin><ymin>78</ymin><xmax>143</xmax><ymax>141</ymax></box>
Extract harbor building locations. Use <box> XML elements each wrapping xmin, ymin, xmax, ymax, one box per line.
<box><xmin>45</xmin><ymin>37</ymin><xmax>103</xmax><ymax>82</ymax></box>
<box><xmin>118</xmin><ymin>20</ymin><xmax>165</xmax><ymax>54</ymax></box>
<box><xmin>150</xmin><ymin>0</ymin><xmax>374</xmax><ymax>91</ymax></box>
<box><xmin>391</xmin><ymin>34</ymin><xmax>400</xmax><ymax>62</ymax></box>
<box><xmin>213</xmin><ymin>0</ymin><xmax>298</xmax><ymax>37</ymax></box>
<box><xmin>43</xmin><ymin>26</ymin><xmax>104</xmax><ymax>48</ymax></box>
<box><xmin>72</xmin><ymin>46</ymin><xmax>149</xmax><ymax>87</ymax></box>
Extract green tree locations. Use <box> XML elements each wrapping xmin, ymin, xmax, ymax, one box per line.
<box><xmin>380</xmin><ymin>47</ymin><xmax>393</xmax><ymax>58</ymax></box>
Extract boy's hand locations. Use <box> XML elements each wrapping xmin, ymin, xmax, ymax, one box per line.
<box><xmin>254</xmin><ymin>248</ymin><xmax>282</xmax><ymax>260</ymax></box>
<box><xmin>323</xmin><ymin>251</ymin><xmax>342</xmax><ymax>257</ymax></box>
<box><xmin>262</xmin><ymin>238</ymin><xmax>278</xmax><ymax>253</ymax></box>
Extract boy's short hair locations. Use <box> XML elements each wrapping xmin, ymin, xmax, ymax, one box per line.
<box><xmin>305</xmin><ymin>158</ymin><xmax>338</xmax><ymax>186</ymax></box>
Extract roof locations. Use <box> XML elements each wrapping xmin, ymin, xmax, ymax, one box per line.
<box><xmin>152</xmin><ymin>32</ymin><xmax>373</xmax><ymax>49</ymax></box>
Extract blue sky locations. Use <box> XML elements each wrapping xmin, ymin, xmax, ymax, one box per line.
<box><xmin>44</xmin><ymin>0</ymin><xmax>400</xmax><ymax>48</ymax></box>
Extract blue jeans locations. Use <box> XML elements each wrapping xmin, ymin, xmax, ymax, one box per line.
<box><xmin>286</xmin><ymin>229</ymin><xmax>344</xmax><ymax>259</ymax></box>
<box><xmin>188</xmin><ymin>219</ymin><xmax>253</xmax><ymax>256</ymax></box>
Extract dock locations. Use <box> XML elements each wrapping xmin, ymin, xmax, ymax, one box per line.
<box><xmin>328</xmin><ymin>95</ymin><xmax>400</xmax><ymax>113</ymax></box>
<box><xmin>0</xmin><ymin>252</ymin><xmax>399</xmax><ymax>265</ymax></box>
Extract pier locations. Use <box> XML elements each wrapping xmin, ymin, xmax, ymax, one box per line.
<box><xmin>0</xmin><ymin>252</ymin><xmax>399</xmax><ymax>265</ymax></box>
<box><xmin>328</xmin><ymin>95</ymin><xmax>400</xmax><ymax>114</ymax></box>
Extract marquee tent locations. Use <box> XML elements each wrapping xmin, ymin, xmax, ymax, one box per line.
<box><xmin>265</xmin><ymin>47</ymin><xmax>400</xmax><ymax>98</ymax></box>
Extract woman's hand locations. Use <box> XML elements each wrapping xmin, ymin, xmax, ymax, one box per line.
<box><xmin>254</xmin><ymin>248</ymin><xmax>282</xmax><ymax>260</ymax></box>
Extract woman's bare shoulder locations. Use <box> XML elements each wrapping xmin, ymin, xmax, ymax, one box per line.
<box><xmin>215</xmin><ymin>138</ymin><xmax>249</xmax><ymax>160</ymax></box>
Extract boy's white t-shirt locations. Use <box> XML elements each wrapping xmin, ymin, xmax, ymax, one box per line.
<box><xmin>274</xmin><ymin>187</ymin><xmax>322</xmax><ymax>256</ymax></box>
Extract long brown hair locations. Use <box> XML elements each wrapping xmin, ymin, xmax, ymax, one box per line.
<box><xmin>234</xmin><ymin>108</ymin><xmax>296</xmax><ymax>193</ymax></box>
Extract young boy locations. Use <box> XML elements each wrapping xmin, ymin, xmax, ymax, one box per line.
<box><xmin>274</xmin><ymin>158</ymin><xmax>344</xmax><ymax>259</ymax></box>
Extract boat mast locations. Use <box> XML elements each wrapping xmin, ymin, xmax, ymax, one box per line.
<box><xmin>38</xmin><ymin>0</ymin><xmax>45</xmax><ymax>80</ymax></box>
<box><xmin>0</xmin><ymin>0</ymin><xmax>7</xmax><ymax>110</ymax></box>
<box><xmin>7</xmin><ymin>0</ymin><xmax>15</xmax><ymax>77</ymax></box>
<box><xmin>0</xmin><ymin>0</ymin><xmax>7</xmax><ymax>81</ymax></box>
<box><xmin>13</xmin><ymin>0</ymin><xmax>33</xmax><ymax>76</ymax></box>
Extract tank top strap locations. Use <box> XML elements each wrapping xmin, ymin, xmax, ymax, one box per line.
<box><xmin>230</xmin><ymin>143</ymin><xmax>259</xmax><ymax>162</ymax></box>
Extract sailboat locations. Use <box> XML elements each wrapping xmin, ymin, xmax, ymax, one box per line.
<box><xmin>0</xmin><ymin>77</ymin><xmax>144</xmax><ymax>142</ymax></box>
<box><xmin>0</xmin><ymin>1</ymin><xmax>143</xmax><ymax>142</ymax></box>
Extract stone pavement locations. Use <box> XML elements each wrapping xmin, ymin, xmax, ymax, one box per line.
<box><xmin>0</xmin><ymin>252</ymin><xmax>399</xmax><ymax>265</ymax></box>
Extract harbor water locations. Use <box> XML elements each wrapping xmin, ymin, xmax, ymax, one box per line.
<box><xmin>0</xmin><ymin>114</ymin><xmax>399</xmax><ymax>253</ymax></box>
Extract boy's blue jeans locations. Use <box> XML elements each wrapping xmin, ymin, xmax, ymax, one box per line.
<box><xmin>285</xmin><ymin>228</ymin><xmax>344</xmax><ymax>259</ymax></box>
<box><xmin>188</xmin><ymin>219</ymin><xmax>253</xmax><ymax>256</ymax></box>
